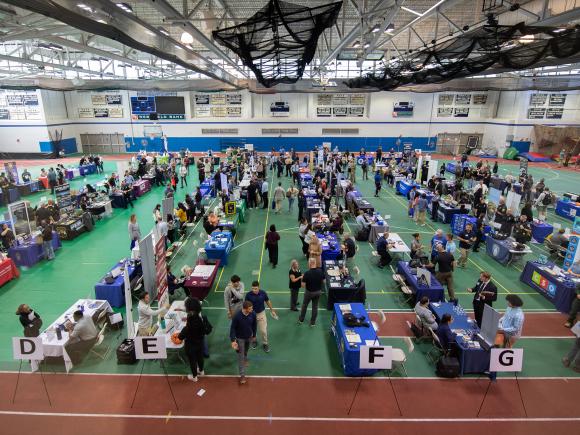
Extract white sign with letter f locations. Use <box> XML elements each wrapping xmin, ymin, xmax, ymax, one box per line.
<box><xmin>359</xmin><ymin>345</ymin><xmax>392</xmax><ymax>370</ymax></box>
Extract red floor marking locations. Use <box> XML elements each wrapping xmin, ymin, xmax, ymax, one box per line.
<box><xmin>371</xmin><ymin>312</ymin><xmax>573</xmax><ymax>338</ymax></box>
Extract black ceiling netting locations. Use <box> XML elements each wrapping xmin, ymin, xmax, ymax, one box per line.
<box><xmin>346</xmin><ymin>23</ymin><xmax>580</xmax><ymax>90</ymax></box>
<box><xmin>212</xmin><ymin>0</ymin><xmax>342</xmax><ymax>87</ymax></box>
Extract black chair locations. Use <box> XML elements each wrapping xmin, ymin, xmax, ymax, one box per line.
<box><xmin>353</xmin><ymin>278</ymin><xmax>366</xmax><ymax>303</ymax></box>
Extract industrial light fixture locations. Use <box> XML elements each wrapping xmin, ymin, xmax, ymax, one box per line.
<box><xmin>384</xmin><ymin>24</ymin><xmax>394</xmax><ymax>33</ymax></box>
<box><xmin>180</xmin><ymin>31</ymin><xmax>194</xmax><ymax>44</ymax></box>
<box><xmin>363</xmin><ymin>42</ymin><xmax>370</xmax><ymax>49</ymax></box>
<box><xmin>553</xmin><ymin>28</ymin><xmax>566</xmax><ymax>33</ymax></box>
<box><xmin>115</xmin><ymin>2</ymin><xmax>133</xmax><ymax>13</ymax></box>
<box><xmin>158</xmin><ymin>26</ymin><xmax>170</xmax><ymax>36</ymax></box>
<box><xmin>519</xmin><ymin>34</ymin><xmax>535</xmax><ymax>44</ymax></box>
<box><xmin>77</xmin><ymin>3</ymin><xmax>93</xmax><ymax>12</ymax></box>
<box><xmin>371</xmin><ymin>24</ymin><xmax>380</xmax><ymax>33</ymax></box>
<box><xmin>353</xmin><ymin>40</ymin><xmax>361</xmax><ymax>48</ymax></box>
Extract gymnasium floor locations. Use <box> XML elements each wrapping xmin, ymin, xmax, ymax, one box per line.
<box><xmin>0</xmin><ymin>155</ymin><xmax>578</xmax><ymax>434</ymax></box>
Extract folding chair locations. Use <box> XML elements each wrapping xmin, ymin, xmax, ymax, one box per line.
<box><xmin>427</xmin><ymin>327</ymin><xmax>447</xmax><ymax>364</ymax></box>
<box><xmin>89</xmin><ymin>323</ymin><xmax>110</xmax><ymax>360</ymax></box>
<box><xmin>390</xmin><ymin>337</ymin><xmax>414</xmax><ymax>377</ymax></box>
<box><xmin>412</xmin><ymin>314</ymin><xmax>431</xmax><ymax>342</ymax></box>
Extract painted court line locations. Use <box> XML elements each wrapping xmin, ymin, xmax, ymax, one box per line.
<box><xmin>0</xmin><ymin>410</ymin><xmax>578</xmax><ymax>423</ymax></box>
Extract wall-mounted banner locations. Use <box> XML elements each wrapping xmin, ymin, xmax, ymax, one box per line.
<box><xmin>527</xmin><ymin>108</ymin><xmax>546</xmax><ymax>119</ymax></box>
<box><xmin>529</xmin><ymin>93</ymin><xmax>547</xmax><ymax>106</ymax></box>
<box><xmin>438</xmin><ymin>94</ymin><xmax>454</xmax><ymax>105</ymax></box>
<box><xmin>79</xmin><ymin>108</ymin><xmax>94</xmax><ymax>118</ymax></box>
<box><xmin>548</xmin><ymin>93</ymin><xmax>566</xmax><ymax>106</ymax></box>
<box><xmin>455</xmin><ymin>94</ymin><xmax>471</xmax><ymax>105</ymax></box>
<box><xmin>106</xmin><ymin>94</ymin><xmax>123</xmax><ymax>105</ymax></box>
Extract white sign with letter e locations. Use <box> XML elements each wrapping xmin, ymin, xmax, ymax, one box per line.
<box><xmin>134</xmin><ymin>336</ymin><xmax>167</xmax><ymax>360</ymax></box>
<box><xmin>359</xmin><ymin>345</ymin><xmax>392</xmax><ymax>369</ymax></box>
<box><xmin>489</xmin><ymin>348</ymin><xmax>524</xmax><ymax>372</ymax></box>
<box><xmin>13</xmin><ymin>337</ymin><xmax>44</xmax><ymax>361</ymax></box>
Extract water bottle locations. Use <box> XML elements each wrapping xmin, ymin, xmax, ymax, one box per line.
<box><xmin>56</xmin><ymin>327</ymin><xmax>62</xmax><ymax>340</ymax></box>
<box><xmin>160</xmin><ymin>316</ymin><xmax>166</xmax><ymax>330</ymax></box>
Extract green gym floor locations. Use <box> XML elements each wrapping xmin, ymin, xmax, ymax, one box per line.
<box><xmin>0</xmin><ymin>156</ymin><xmax>578</xmax><ymax>379</ymax></box>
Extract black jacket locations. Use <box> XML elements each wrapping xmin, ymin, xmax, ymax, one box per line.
<box><xmin>472</xmin><ymin>279</ymin><xmax>498</xmax><ymax>304</ymax></box>
<box><xmin>178</xmin><ymin>313</ymin><xmax>205</xmax><ymax>348</ymax></box>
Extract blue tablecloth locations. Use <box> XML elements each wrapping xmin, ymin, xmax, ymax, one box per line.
<box><xmin>490</xmin><ymin>176</ymin><xmax>508</xmax><ymax>192</ymax></box>
<box><xmin>555</xmin><ymin>200</ymin><xmax>580</xmax><ymax>221</ymax></box>
<box><xmin>451</xmin><ymin>214</ymin><xmax>490</xmax><ymax>241</ymax></box>
<box><xmin>437</xmin><ymin>202</ymin><xmax>461</xmax><ymax>224</ymax></box>
<box><xmin>519</xmin><ymin>261</ymin><xmax>578</xmax><ymax>313</ymax></box>
<box><xmin>397</xmin><ymin>180</ymin><xmax>419</xmax><ymax>196</ymax></box>
<box><xmin>299</xmin><ymin>173</ymin><xmax>313</xmax><ymax>187</ymax></box>
<box><xmin>306</xmin><ymin>197</ymin><xmax>322</xmax><ymax>217</ymax></box>
<box><xmin>531</xmin><ymin>221</ymin><xmax>553</xmax><ymax>243</ymax></box>
<box><xmin>303</xmin><ymin>188</ymin><xmax>317</xmax><ymax>198</ymax></box>
<box><xmin>416</xmin><ymin>188</ymin><xmax>434</xmax><ymax>205</ymax></box>
<box><xmin>8</xmin><ymin>232</ymin><xmax>61</xmax><ymax>267</ymax></box>
<box><xmin>430</xmin><ymin>302</ymin><xmax>490</xmax><ymax>375</ymax></box>
<box><xmin>445</xmin><ymin>162</ymin><xmax>460</xmax><ymax>174</ymax></box>
<box><xmin>331</xmin><ymin>303</ymin><xmax>380</xmax><ymax>377</ymax></box>
<box><xmin>486</xmin><ymin>236</ymin><xmax>522</xmax><ymax>265</ymax></box>
<box><xmin>317</xmin><ymin>232</ymin><xmax>341</xmax><ymax>261</ymax></box>
<box><xmin>204</xmin><ymin>231</ymin><xmax>233</xmax><ymax>266</ymax></box>
<box><xmin>94</xmin><ymin>261</ymin><xmax>142</xmax><ymax>307</ymax></box>
<box><xmin>397</xmin><ymin>261</ymin><xmax>445</xmax><ymax>302</ymax></box>
<box><xmin>356</xmin><ymin>156</ymin><xmax>374</xmax><ymax>165</ymax></box>
<box><xmin>79</xmin><ymin>164</ymin><xmax>97</xmax><ymax>176</ymax></box>
<box><xmin>8</xmin><ymin>187</ymin><xmax>20</xmax><ymax>203</ymax></box>
<box><xmin>16</xmin><ymin>181</ymin><xmax>41</xmax><ymax>196</ymax></box>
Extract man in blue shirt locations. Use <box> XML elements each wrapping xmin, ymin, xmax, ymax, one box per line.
<box><xmin>244</xmin><ymin>281</ymin><xmax>277</xmax><ymax>352</ymax></box>
<box><xmin>230</xmin><ymin>301</ymin><xmax>256</xmax><ymax>385</ymax></box>
<box><xmin>416</xmin><ymin>194</ymin><xmax>428</xmax><ymax>226</ymax></box>
<box><xmin>430</xmin><ymin>229</ymin><xmax>447</xmax><ymax>261</ymax></box>
<box><xmin>436</xmin><ymin>313</ymin><xmax>456</xmax><ymax>352</ymax></box>
<box><xmin>496</xmin><ymin>295</ymin><xmax>525</xmax><ymax>348</ymax></box>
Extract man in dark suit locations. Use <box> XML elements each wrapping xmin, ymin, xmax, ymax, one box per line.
<box><xmin>467</xmin><ymin>271</ymin><xmax>498</xmax><ymax>327</ymax></box>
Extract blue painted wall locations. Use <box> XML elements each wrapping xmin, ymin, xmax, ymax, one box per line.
<box><xmin>124</xmin><ymin>136</ymin><xmax>438</xmax><ymax>153</ymax></box>
<box><xmin>39</xmin><ymin>137</ymin><xmax>78</xmax><ymax>154</ymax></box>
<box><xmin>509</xmin><ymin>140</ymin><xmax>531</xmax><ymax>153</ymax></box>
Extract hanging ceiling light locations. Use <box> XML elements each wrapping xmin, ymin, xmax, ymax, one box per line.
<box><xmin>180</xmin><ymin>31</ymin><xmax>194</xmax><ymax>44</ymax></box>
<box><xmin>371</xmin><ymin>24</ymin><xmax>380</xmax><ymax>33</ymax></box>
<box><xmin>363</xmin><ymin>42</ymin><xmax>370</xmax><ymax>49</ymax></box>
<box><xmin>384</xmin><ymin>24</ymin><xmax>395</xmax><ymax>33</ymax></box>
<box><xmin>353</xmin><ymin>40</ymin><xmax>361</xmax><ymax>48</ymax></box>
<box><xmin>519</xmin><ymin>34</ymin><xmax>535</xmax><ymax>44</ymax></box>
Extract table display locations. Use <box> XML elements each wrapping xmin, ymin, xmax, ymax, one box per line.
<box><xmin>79</xmin><ymin>164</ymin><xmax>97</xmax><ymax>176</ymax></box>
<box><xmin>437</xmin><ymin>202</ymin><xmax>462</xmax><ymax>224</ymax></box>
<box><xmin>386</xmin><ymin>233</ymin><xmax>411</xmax><ymax>256</ymax></box>
<box><xmin>311</xmin><ymin>213</ymin><xmax>330</xmax><ymax>231</ymax></box>
<box><xmin>94</xmin><ymin>260</ymin><xmax>142</xmax><ymax>307</ymax></box>
<box><xmin>219</xmin><ymin>213</ymin><xmax>240</xmax><ymax>235</ymax></box>
<box><xmin>368</xmin><ymin>214</ymin><xmax>388</xmax><ymax>244</ymax></box>
<box><xmin>31</xmin><ymin>299</ymin><xmax>112</xmax><ymax>372</ymax></box>
<box><xmin>302</xmin><ymin>188</ymin><xmax>317</xmax><ymax>198</ymax></box>
<box><xmin>199</xmin><ymin>179</ymin><xmax>215</xmax><ymax>198</ymax></box>
<box><xmin>132</xmin><ymin>179</ymin><xmax>151</xmax><ymax>197</ymax></box>
<box><xmin>486</xmin><ymin>236</ymin><xmax>532</xmax><ymax>265</ymax></box>
<box><xmin>306</xmin><ymin>197</ymin><xmax>323</xmax><ymax>218</ymax></box>
<box><xmin>397</xmin><ymin>261</ymin><xmax>445</xmax><ymax>302</ymax></box>
<box><xmin>155</xmin><ymin>300</ymin><xmax>186</xmax><ymax>351</ymax></box>
<box><xmin>87</xmin><ymin>200</ymin><xmax>113</xmax><ymax>218</ymax></box>
<box><xmin>65</xmin><ymin>168</ymin><xmax>80</xmax><ymax>180</ymax></box>
<box><xmin>331</xmin><ymin>303</ymin><xmax>380</xmax><ymax>377</ymax></box>
<box><xmin>397</xmin><ymin>179</ymin><xmax>420</xmax><ymax>197</ymax></box>
<box><xmin>54</xmin><ymin>216</ymin><xmax>86</xmax><ymax>241</ymax></box>
<box><xmin>353</xmin><ymin>198</ymin><xmax>374</xmax><ymax>214</ymax></box>
<box><xmin>520</xmin><ymin>261</ymin><xmax>578</xmax><ymax>313</ymax></box>
<box><xmin>204</xmin><ymin>231</ymin><xmax>233</xmax><ymax>266</ymax></box>
<box><xmin>316</xmin><ymin>232</ymin><xmax>341</xmax><ymax>261</ymax></box>
<box><xmin>555</xmin><ymin>200</ymin><xmax>580</xmax><ymax>221</ymax></box>
<box><xmin>429</xmin><ymin>302</ymin><xmax>490</xmax><ymax>375</ymax></box>
<box><xmin>451</xmin><ymin>214</ymin><xmax>490</xmax><ymax>241</ymax></box>
<box><xmin>490</xmin><ymin>176</ymin><xmax>508</xmax><ymax>192</ymax></box>
<box><xmin>16</xmin><ymin>181</ymin><xmax>41</xmax><ymax>196</ymax></box>
<box><xmin>0</xmin><ymin>258</ymin><xmax>19</xmax><ymax>287</ymax></box>
<box><xmin>184</xmin><ymin>261</ymin><xmax>220</xmax><ymax>300</ymax></box>
<box><xmin>8</xmin><ymin>232</ymin><xmax>61</xmax><ymax>267</ymax></box>
<box><xmin>324</xmin><ymin>260</ymin><xmax>362</xmax><ymax>309</ymax></box>
<box><xmin>531</xmin><ymin>221</ymin><xmax>553</xmax><ymax>243</ymax></box>
<box><xmin>38</xmin><ymin>176</ymin><xmax>49</xmax><ymax>189</ymax></box>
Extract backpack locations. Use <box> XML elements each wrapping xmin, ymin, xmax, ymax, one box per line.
<box><xmin>542</xmin><ymin>193</ymin><xmax>552</xmax><ymax>206</ymax></box>
<box><xmin>342</xmin><ymin>313</ymin><xmax>370</xmax><ymax>328</ymax></box>
<box><xmin>436</xmin><ymin>356</ymin><xmax>460</xmax><ymax>378</ymax></box>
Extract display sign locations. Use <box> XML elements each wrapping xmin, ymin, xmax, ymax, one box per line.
<box><xmin>79</xmin><ymin>108</ymin><xmax>93</xmax><ymax>118</ymax></box>
<box><xmin>437</xmin><ymin>107</ymin><xmax>453</xmax><ymax>117</ymax></box>
<box><xmin>527</xmin><ymin>108</ymin><xmax>545</xmax><ymax>119</ymax></box>
<box><xmin>155</xmin><ymin>235</ymin><xmax>168</xmax><ymax>305</ymax></box>
<box><xmin>332</xmin><ymin>94</ymin><xmax>349</xmax><ymax>105</ymax></box>
<box><xmin>93</xmin><ymin>108</ymin><xmax>109</xmax><ymax>118</ymax></box>
<box><xmin>270</xmin><ymin>101</ymin><xmax>290</xmax><ymax>117</ymax></box>
<box><xmin>317</xmin><ymin>107</ymin><xmax>331</xmax><ymax>117</ymax></box>
<box><xmin>21</xmin><ymin>94</ymin><xmax>39</xmax><ymax>106</ymax></box>
<box><xmin>529</xmin><ymin>93</ymin><xmax>547</xmax><ymax>106</ymax></box>
<box><xmin>333</xmin><ymin>107</ymin><xmax>347</xmax><ymax>116</ymax></box>
<box><xmin>349</xmin><ymin>107</ymin><xmax>364</xmax><ymax>117</ymax></box>
<box><xmin>8</xmin><ymin>201</ymin><xmax>32</xmax><ymax>236</ymax></box>
<box><xmin>489</xmin><ymin>348</ymin><xmax>524</xmax><ymax>372</ymax></box>
<box><xmin>226</xmin><ymin>93</ymin><xmax>242</xmax><ymax>105</ymax></box>
<box><xmin>317</xmin><ymin>94</ymin><xmax>332</xmax><ymax>106</ymax></box>
<box><xmin>12</xmin><ymin>337</ymin><xmax>44</xmax><ymax>361</ymax></box>
<box><xmin>438</xmin><ymin>94</ymin><xmax>454</xmax><ymax>105</ymax></box>
<box><xmin>455</xmin><ymin>94</ymin><xmax>471</xmax><ymax>105</ymax></box>
<box><xmin>91</xmin><ymin>94</ymin><xmax>107</xmax><ymax>105</ymax></box>
<box><xmin>134</xmin><ymin>336</ymin><xmax>167</xmax><ymax>360</ymax></box>
<box><xmin>24</xmin><ymin>106</ymin><xmax>41</xmax><ymax>120</ymax></box>
<box><xmin>393</xmin><ymin>101</ymin><xmax>414</xmax><ymax>117</ymax></box>
<box><xmin>350</xmin><ymin>94</ymin><xmax>366</xmax><ymax>105</ymax></box>
<box><xmin>55</xmin><ymin>183</ymin><xmax>73</xmax><ymax>213</ymax></box>
<box><xmin>530</xmin><ymin>270</ymin><xmax>557</xmax><ymax>297</ymax></box>
<box><xmin>9</xmin><ymin>107</ymin><xmax>25</xmax><ymax>120</ymax></box>
<box><xmin>359</xmin><ymin>345</ymin><xmax>392</xmax><ymax>369</ymax></box>
<box><xmin>548</xmin><ymin>93</ymin><xmax>566</xmax><ymax>106</ymax></box>
<box><xmin>135</xmin><ymin>113</ymin><xmax>185</xmax><ymax>120</ymax></box>
<box><xmin>227</xmin><ymin>107</ymin><xmax>242</xmax><ymax>117</ymax></box>
<box><xmin>225</xmin><ymin>201</ymin><xmax>237</xmax><ymax>215</ymax></box>
<box><xmin>106</xmin><ymin>94</ymin><xmax>122</xmax><ymax>105</ymax></box>
<box><xmin>546</xmin><ymin>108</ymin><xmax>564</xmax><ymax>119</ymax></box>
<box><xmin>6</xmin><ymin>95</ymin><xmax>23</xmax><ymax>106</ymax></box>
<box><xmin>0</xmin><ymin>108</ymin><xmax>9</xmax><ymax>119</ymax></box>
<box><xmin>454</xmin><ymin>108</ymin><xmax>469</xmax><ymax>117</ymax></box>
<box><xmin>108</xmin><ymin>107</ymin><xmax>123</xmax><ymax>118</ymax></box>
<box><xmin>473</xmin><ymin>94</ymin><xmax>488</xmax><ymax>105</ymax></box>
<box><xmin>195</xmin><ymin>106</ymin><xmax>211</xmax><ymax>117</ymax></box>
<box><xmin>210</xmin><ymin>94</ymin><xmax>226</xmax><ymax>105</ymax></box>
<box><xmin>195</xmin><ymin>94</ymin><xmax>210</xmax><ymax>104</ymax></box>
<box><xmin>131</xmin><ymin>96</ymin><xmax>156</xmax><ymax>114</ymax></box>
<box><xmin>210</xmin><ymin>107</ymin><xmax>227</xmax><ymax>117</ymax></box>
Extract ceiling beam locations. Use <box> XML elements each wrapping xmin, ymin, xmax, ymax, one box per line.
<box><xmin>0</xmin><ymin>25</ymin><xmax>72</xmax><ymax>42</ymax></box>
<box><xmin>361</xmin><ymin>0</ymin><xmax>406</xmax><ymax>58</ymax></box>
<box><xmin>503</xmin><ymin>1</ymin><xmax>540</xmax><ymax>21</ymax></box>
<box><xmin>320</xmin><ymin>0</ymin><xmax>395</xmax><ymax>67</ymax></box>
<box><xmin>438</xmin><ymin>11</ymin><xmax>462</xmax><ymax>32</ymax></box>
<box><xmin>148</xmin><ymin>0</ymin><xmax>245</xmax><ymax>76</ymax></box>
<box><xmin>0</xmin><ymin>53</ymin><xmax>125</xmax><ymax>77</ymax></box>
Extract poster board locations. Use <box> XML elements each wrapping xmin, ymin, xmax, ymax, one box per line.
<box><xmin>54</xmin><ymin>183</ymin><xmax>73</xmax><ymax>214</ymax></box>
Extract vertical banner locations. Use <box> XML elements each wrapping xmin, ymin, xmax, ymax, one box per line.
<box><xmin>8</xmin><ymin>201</ymin><xmax>32</xmax><ymax>236</ymax></box>
<box><xmin>124</xmin><ymin>259</ymin><xmax>134</xmax><ymax>338</ymax></box>
<box><xmin>139</xmin><ymin>233</ymin><xmax>156</xmax><ymax>299</ymax></box>
<box><xmin>563</xmin><ymin>217</ymin><xmax>580</xmax><ymax>271</ymax></box>
<box><xmin>155</xmin><ymin>236</ymin><xmax>168</xmax><ymax>306</ymax></box>
<box><xmin>162</xmin><ymin>197</ymin><xmax>174</xmax><ymax>223</ymax></box>
<box><xmin>4</xmin><ymin>162</ymin><xmax>19</xmax><ymax>184</ymax></box>
<box><xmin>54</xmin><ymin>183</ymin><xmax>73</xmax><ymax>214</ymax></box>
<box><xmin>318</xmin><ymin>148</ymin><xmax>324</xmax><ymax>170</ymax></box>
<box><xmin>415</xmin><ymin>156</ymin><xmax>423</xmax><ymax>183</ymax></box>
<box><xmin>519</xmin><ymin>158</ymin><xmax>528</xmax><ymax>176</ymax></box>
<box><xmin>309</xmin><ymin>151</ymin><xmax>314</xmax><ymax>174</ymax></box>
<box><xmin>220</xmin><ymin>172</ymin><xmax>228</xmax><ymax>195</ymax></box>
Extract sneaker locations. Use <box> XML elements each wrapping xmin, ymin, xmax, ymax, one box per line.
<box><xmin>239</xmin><ymin>376</ymin><xmax>246</xmax><ymax>385</ymax></box>
<box><xmin>198</xmin><ymin>370</ymin><xmax>205</xmax><ymax>376</ymax></box>
<box><xmin>564</xmin><ymin>322</ymin><xmax>572</xmax><ymax>328</ymax></box>
<box><xmin>562</xmin><ymin>357</ymin><xmax>570</xmax><ymax>367</ymax></box>
<box><xmin>263</xmin><ymin>344</ymin><xmax>270</xmax><ymax>353</ymax></box>
<box><xmin>310</xmin><ymin>323</ymin><xmax>316</xmax><ymax>327</ymax></box>
<box><xmin>297</xmin><ymin>319</ymin><xmax>303</xmax><ymax>325</ymax></box>
<box><xmin>187</xmin><ymin>375</ymin><xmax>198</xmax><ymax>382</ymax></box>
<box><xmin>251</xmin><ymin>341</ymin><xmax>257</xmax><ymax>350</ymax></box>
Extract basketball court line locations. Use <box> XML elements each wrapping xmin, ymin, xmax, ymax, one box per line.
<box><xmin>0</xmin><ymin>410</ymin><xmax>578</xmax><ymax>423</ymax></box>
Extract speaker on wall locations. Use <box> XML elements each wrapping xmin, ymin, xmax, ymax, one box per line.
<box><xmin>149</xmin><ymin>113</ymin><xmax>158</xmax><ymax>120</ymax></box>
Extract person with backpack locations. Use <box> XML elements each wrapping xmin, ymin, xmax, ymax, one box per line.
<box><xmin>535</xmin><ymin>187</ymin><xmax>552</xmax><ymax>221</ymax></box>
<box><xmin>361</xmin><ymin>159</ymin><xmax>368</xmax><ymax>180</ymax></box>
<box><xmin>178</xmin><ymin>297</ymin><xmax>211</xmax><ymax>382</ymax></box>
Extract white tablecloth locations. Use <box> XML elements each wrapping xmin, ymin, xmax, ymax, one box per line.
<box><xmin>31</xmin><ymin>299</ymin><xmax>112</xmax><ymax>372</ymax></box>
<box><xmin>386</xmin><ymin>233</ymin><xmax>411</xmax><ymax>254</ymax></box>
<box><xmin>155</xmin><ymin>300</ymin><xmax>186</xmax><ymax>349</ymax></box>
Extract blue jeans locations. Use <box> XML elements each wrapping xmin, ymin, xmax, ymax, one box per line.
<box><xmin>236</xmin><ymin>338</ymin><xmax>250</xmax><ymax>377</ymax></box>
<box><xmin>288</xmin><ymin>197</ymin><xmax>295</xmax><ymax>211</ymax></box>
<box><xmin>43</xmin><ymin>240</ymin><xmax>54</xmax><ymax>260</ymax></box>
